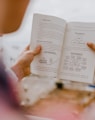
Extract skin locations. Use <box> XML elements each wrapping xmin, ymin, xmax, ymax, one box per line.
<box><xmin>87</xmin><ymin>42</ymin><xmax>95</xmax><ymax>51</ymax></box>
<box><xmin>11</xmin><ymin>45</ymin><xmax>41</xmax><ymax>80</ymax></box>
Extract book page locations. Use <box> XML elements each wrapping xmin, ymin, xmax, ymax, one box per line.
<box><xmin>59</xmin><ymin>22</ymin><xmax>95</xmax><ymax>84</ymax></box>
<box><xmin>30</xmin><ymin>14</ymin><xmax>66</xmax><ymax>77</ymax></box>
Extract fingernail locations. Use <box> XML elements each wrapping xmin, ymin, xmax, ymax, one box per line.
<box><xmin>36</xmin><ymin>45</ymin><xmax>42</xmax><ymax>50</ymax></box>
<box><xmin>87</xmin><ymin>42</ymin><xmax>92</xmax><ymax>45</ymax></box>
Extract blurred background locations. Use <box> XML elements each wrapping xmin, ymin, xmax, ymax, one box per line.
<box><xmin>2</xmin><ymin>0</ymin><xmax>95</xmax><ymax>66</ymax></box>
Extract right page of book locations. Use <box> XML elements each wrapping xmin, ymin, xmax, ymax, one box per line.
<box><xmin>59</xmin><ymin>22</ymin><xmax>95</xmax><ymax>84</ymax></box>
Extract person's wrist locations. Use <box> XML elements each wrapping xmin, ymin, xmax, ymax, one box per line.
<box><xmin>11</xmin><ymin>63</ymin><xmax>24</xmax><ymax>80</ymax></box>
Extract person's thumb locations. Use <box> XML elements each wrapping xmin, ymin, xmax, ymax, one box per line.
<box><xmin>31</xmin><ymin>45</ymin><xmax>42</xmax><ymax>56</ymax></box>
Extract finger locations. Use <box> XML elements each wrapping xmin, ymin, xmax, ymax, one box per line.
<box><xmin>31</xmin><ymin>45</ymin><xmax>42</xmax><ymax>56</ymax></box>
<box><xmin>24</xmin><ymin>45</ymin><xmax>42</xmax><ymax>62</ymax></box>
<box><xmin>24</xmin><ymin>45</ymin><xmax>30</xmax><ymax>51</ymax></box>
<box><xmin>87</xmin><ymin>42</ymin><xmax>95</xmax><ymax>51</ymax></box>
<box><xmin>21</xmin><ymin>45</ymin><xmax>30</xmax><ymax>55</ymax></box>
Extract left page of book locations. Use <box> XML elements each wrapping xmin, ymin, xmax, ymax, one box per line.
<box><xmin>30</xmin><ymin>14</ymin><xmax>66</xmax><ymax>77</ymax></box>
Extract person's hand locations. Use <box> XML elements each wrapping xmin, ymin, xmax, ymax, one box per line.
<box><xmin>87</xmin><ymin>42</ymin><xmax>95</xmax><ymax>51</ymax></box>
<box><xmin>11</xmin><ymin>45</ymin><xmax>41</xmax><ymax>80</ymax></box>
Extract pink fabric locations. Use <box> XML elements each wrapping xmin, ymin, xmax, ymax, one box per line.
<box><xmin>30</xmin><ymin>101</ymin><xmax>80</xmax><ymax>120</ymax></box>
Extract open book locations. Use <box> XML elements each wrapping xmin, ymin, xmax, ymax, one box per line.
<box><xmin>30</xmin><ymin>14</ymin><xmax>95</xmax><ymax>84</ymax></box>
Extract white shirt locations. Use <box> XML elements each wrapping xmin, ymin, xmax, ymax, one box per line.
<box><xmin>6</xmin><ymin>68</ymin><xmax>18</xmax><ymax>82</ymax></box>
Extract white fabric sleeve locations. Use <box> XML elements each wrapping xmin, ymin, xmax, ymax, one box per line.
<box><xmin>5</xmin><ymin>68</ymin><xmax>18</xmax><ymax>82</ymax></box>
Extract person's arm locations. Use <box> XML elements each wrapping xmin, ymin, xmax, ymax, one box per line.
<box><xmin>11</xmin><ymin>45</ymin><xmax>41</xmax><ymax>81</ymax></box>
